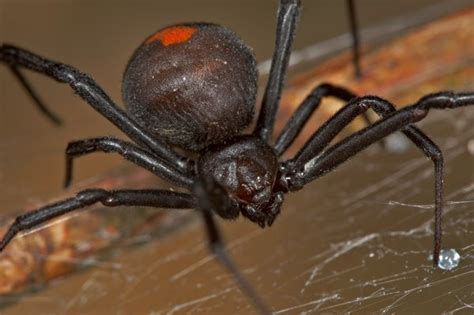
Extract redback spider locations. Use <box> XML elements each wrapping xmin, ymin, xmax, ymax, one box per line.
<box><xmin>1</xmin><ymin>0</ymin><xmax>473</xmax><ymax>313</ymax></box>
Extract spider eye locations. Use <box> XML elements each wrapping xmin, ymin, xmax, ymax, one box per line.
<box><xmin>245</xmin><ymin>205</ymin><xmax>257</xmax><ymax>215</ymax></box>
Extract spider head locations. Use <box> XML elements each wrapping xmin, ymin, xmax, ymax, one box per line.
<box><xmin>198</xmin><ymin>136</ymin><xmax>283</xmax><ymax>227</ymax></box>
<box><xmin>240</xmin><ymin>192</ymin><xmax>284</xmax><ymax>228</ymax></box>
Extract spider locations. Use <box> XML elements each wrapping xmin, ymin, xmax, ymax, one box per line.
<box><xmin>1</xmin><ymin>0</ymin><xmax>473</xmax><ymax>313</ymax></box>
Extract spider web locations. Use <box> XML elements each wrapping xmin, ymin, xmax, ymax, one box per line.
<box><xmin>3</xmin><ymin>103</ymin><xmax>473</xmax><ymax>315</ymax></box>
<box><xmin>1</xmin><ymin>2</ymin><xmax>473</xmax><ymax>315</ymax></box>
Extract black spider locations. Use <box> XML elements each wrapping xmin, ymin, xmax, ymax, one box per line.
<box><xmin>0</xmin><ymin>1</ymin><xmax>473</xmax><ymax>314</ymax></box>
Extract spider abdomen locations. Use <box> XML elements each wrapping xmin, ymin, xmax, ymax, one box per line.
<box><xmin>122</xmin><ymin>23</ymin><xmax>258</xmax><ymax>151</ymax></box>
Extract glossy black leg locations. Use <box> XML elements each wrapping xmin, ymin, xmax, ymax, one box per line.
<box><xmin>286</xmin><ymin>91</ymin><xmax>474</xmax><ymax>265</ymax></box>
<box><xmin>254</xmin><ymin>0</ymin><xmax>301</xmax><ymax>142</ymax></box>
<box><xmin>274</xmin><ymin>83</ymin><xmax>372</xmax><ymax>155</ymax></box>
<box><xmin>0</xmin><ymin>44</ymin><xmax>193</xmax><ymax>173</ymax></box>
<box><xmin>0</xmin><ymin>189</ymin><xmax>196</xmax><ymax>252</ymax></box>
<box><xmin>346</xmin><ymin>0</ymin><xmax>362</xmax><ymax>78</ymax></box>
<box><xmin>283</xmin><ymin>95</ymin><xmax>446</xmax><ymax>263</ymax></box>
<box><xmin>289</xmin><ymin>95</ymin><xmax>446</xmax><ymax>170</ymax></box>
<box><xmin>64</xmin><ymin>137</ymin><xmax>194</xmax><ymax>189</ymax></box>
<box><xmin>281</xmin><ymin>95</ymin><xmax>446</xmax><ymax>266</ymax></box>
<box><xmin>193</xmin><ymin>177</ymin><xmax>270</xmax><ymax>315</ymax></box>
<box><xmin>9</xmin><ymin>66</ymin><xmax>63</xmax><ymax>125</ymax></box>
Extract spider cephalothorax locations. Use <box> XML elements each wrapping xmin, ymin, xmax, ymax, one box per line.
<box><xmin>198</xmin><ymin>135</ymin><xmax>284</xmax><ymax>227</ymax></box>
<box><xmin>1</xmin><ymin>0</ymin><xmax>473</xmax><ymax>314</ymax></box>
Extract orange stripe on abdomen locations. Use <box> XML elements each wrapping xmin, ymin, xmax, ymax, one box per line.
<box><xmin>145</xmin><ymin>26</ymin><xmax>197</xmax><ymax>46</ymax></box>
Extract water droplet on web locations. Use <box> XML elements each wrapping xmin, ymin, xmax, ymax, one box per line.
<box><xmin>437</xmin><ymin>249</ymin><xmax>460</xmax><ymax>270</ymax></box>
<box><xmin>385</xmin><ymin>132</ymin><xmax>410</xmax><ymax>153</ymax></box>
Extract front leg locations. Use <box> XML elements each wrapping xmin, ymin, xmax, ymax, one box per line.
<box><xmin>346</xmin><ymin>0</ymin><xmax>362</xmax><ymax>78</ymax></box>
<box><xmin>285</xmin><ymin>91</ymin><xmax>474</xmax><ymax>265</ymax></box>
<box><xmin>193</xmin><ymin>177</ymin><xmax>270</xmax><ymax>315</ymax></box>
<box><xmin>254</xmin><ymin>0</ymin><xmax>301</xmax><ymax>142</ymax></box>
<box><xmin>0</xmin><ymin>189</ymin><xmax>196</xmax><ymax>252</ymax></box>
<box><xmin>64</xmin><ymin>137</ymin><xmax>194</xmax><ymax>189</ymax></box>
<box><xmin>8</xmin><ymin>66</ymin><xmax>63</xmax><ymax>125</ymax></box>
<box><xmin>274</xmin><ymin>83</ymin><xmax>373</xmax><ymax>155</ymax></box>
<box><xmin>0</xmin><ymin>44</ymin><xmax>193</xmax><ymax>174</ymax></box>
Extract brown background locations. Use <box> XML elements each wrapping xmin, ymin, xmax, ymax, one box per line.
<box><xmin>1</xmin><ymin>1</ymin><xmax>473</xmax><ymax>314</ymax></box>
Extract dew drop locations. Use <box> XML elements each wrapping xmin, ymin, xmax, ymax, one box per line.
<box><xmin>467</xmin><ymin>139</ymin><xmax>474</xmax><ymax>155</ymax></box>
<box><xmin>437</xmin><ymin>249</ymin><xmax>460</xmax><ymax>271</ymax></box>
<box><xmin>385</xmin><ymin>132</ymin><xmax>410</xmax><ymax>153</ymax></box>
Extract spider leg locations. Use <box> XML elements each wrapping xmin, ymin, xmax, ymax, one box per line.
<box><xmin>289</xmin><ymin>95</ymin><xmax>443</xmax><ymax>169</ymax></box>
<box><xmin>346</xmin><ymin>0</ymin><xmax>362</xmax><ymax>78</ymax></box>
<box><xmin>285</xmin><ymin>91</ymin><xmax>474</xmax><ymax>265</ymax></box>
<box><xmin>9</xmin><ymin>66</ymin><xmax>63</xmax><ymax>126</ymax></box>
<box><xmin>64</xmin><ymin>137</ymin><xmax>194</xmax><ymax>189</ymax></box>
<box><xmin>0</xmin><ymin>189</ymin><xmax>195</xmax><ymax>252</ymax></box>
<box><xmin>0</xmin><ymin>44</ymin><xmax>193</xmax><ymax>174</ymax></box>
<box><xmin>275</xmin><ymin>83</ymin><xmax>373</xmax><ymax>155</ymax></box>
<box><xmin>193</xmin><ymin>177</ymin><xmax>270</xmax><ymax>315</ymax></box>
<box><xmin>254</xmin><ymin>0</ymin><xmax>301</xmax><ymax>142</ymax></box>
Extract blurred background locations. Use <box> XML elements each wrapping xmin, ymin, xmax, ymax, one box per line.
<box><xmin>1</xmin><ymin>0</ymin><xmax>468</xmax><ymax>211</ymax></box>
<box><xmin>1</xmin><ymin>1</ymin><xmax>473</xmax><ymax>314</ymax></box>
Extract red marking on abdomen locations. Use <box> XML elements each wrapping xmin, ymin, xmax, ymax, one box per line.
<box><xmin>145</xmin><ymin>26</ymin><xmax>197</xmax><ymax>46</ymax></box>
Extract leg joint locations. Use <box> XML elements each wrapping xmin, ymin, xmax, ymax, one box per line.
<box><xmin>430</xmin><ymin>148</ymin><xmax>444</xmax><ymax>163</ymax></box>
<box><xmin>76</xmin><ymin>188</ymin><xmax>109</xmax><ymax>205</ymax></box>
<box><xmin>48</xmin><ymin>63</ymin><xmax>81</xmax><ymax>83</ymax></box>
